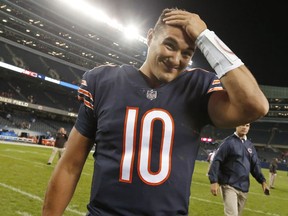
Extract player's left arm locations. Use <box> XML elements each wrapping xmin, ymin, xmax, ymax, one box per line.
<box><xmin>163</xmin><ymin>10</ymin><xmax>269</xmax><ymax>128</ymax></box>
<box><xmin>208</xmin><ymin>67</ymin><xmax>269</xmax><ymax>128</ymax></box>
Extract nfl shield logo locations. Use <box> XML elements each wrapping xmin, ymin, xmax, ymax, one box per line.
<box><xmin>146</xmin><ymin>89</ymin><xmax>157</xmax><ymax>100</ymax></box>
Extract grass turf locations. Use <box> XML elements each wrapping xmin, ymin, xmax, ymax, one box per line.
<box><xmin>0</xmin><ymin>142</ymin><xmax>287</xmax><ymax>216</ymax></box>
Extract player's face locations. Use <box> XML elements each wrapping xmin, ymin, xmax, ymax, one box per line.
<box><xmin>145</xmin><ymin>25</ymin><xmax>195</xmax><ymax>83</ymax></box>
<box><xmin>236</xmin><ymin>123</ymin><xmax>250</xmax><ymax>136</ymax></box>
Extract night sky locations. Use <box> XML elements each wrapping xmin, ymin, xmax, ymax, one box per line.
<box><xmin>88</xmin><ymin>0</ymin><xmax>287</xmax><ymax>87</ymax></box>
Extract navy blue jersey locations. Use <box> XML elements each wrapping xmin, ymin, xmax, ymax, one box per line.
<box><xmin>76</xmin><ymin>64</ymin><xmax>223</xmax><ymax>216</ymax></box>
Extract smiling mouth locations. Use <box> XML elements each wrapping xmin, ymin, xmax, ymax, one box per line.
<box><xmin>162</xmin><ymin>62</ymin><xmax>179</xmax><ymax>72</ymax></box>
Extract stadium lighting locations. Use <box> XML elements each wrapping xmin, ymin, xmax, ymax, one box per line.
<box><xmin>58</xmin><ymin>0</ymin><xmax>109</xmax><ymax>22</ymax></box>
<box><xmin>124</xmin><ymin>26</ymin><xmax>140</xmax><ymax>40</ymax></box>
<box><xmin>58</xmin><ymin>0</ymin><xmax>146</xmax><ymax>44</ymax></box>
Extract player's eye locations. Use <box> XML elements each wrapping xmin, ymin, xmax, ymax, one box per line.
<box><xmin>182</xmin><ymin>51</ymin><xmax>193</xmax><ymax>59</ymax></box>
<box><xmin>164</xmin><ymin>41</ymin><xmax>176</xmax><ymax>51</ymax></box>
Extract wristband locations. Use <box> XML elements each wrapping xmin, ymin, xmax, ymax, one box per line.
<box><xmin>195</xmin><ymin>29</ymin><xmax>244</xmax><ymax>78</ymax></box>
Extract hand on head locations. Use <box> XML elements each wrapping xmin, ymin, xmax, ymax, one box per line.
<box><xmin>163</xmin><ymin>9</ymin><xmax>207</xmax><ymax>41</ymax></box>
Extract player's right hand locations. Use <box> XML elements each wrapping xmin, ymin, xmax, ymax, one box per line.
<box><xmin>163</xmin><ymin>10</ymin><xmax>207</xmax><ymax>41</ymax></box>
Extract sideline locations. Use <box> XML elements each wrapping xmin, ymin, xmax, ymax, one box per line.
<box><xmin>0</xmin><ymin>141</ymin><xmax>51</xmax><ymax>148</ymax></box>
<box><xmin>0</xmin><ymin>141</ymin><xmax>96</xmax><ymax>153</ymax></box>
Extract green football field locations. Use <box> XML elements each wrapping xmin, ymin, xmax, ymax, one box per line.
<box><xmin>0</xmin><ymin>142</ymin><xmax>287</xmax><ymax>216</ymax></box>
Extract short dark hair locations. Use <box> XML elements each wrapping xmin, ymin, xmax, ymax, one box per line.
<box><xmin>153</xmin><ymin>8</ymin><xmax>186</xmax><ymax>33</ymax></box>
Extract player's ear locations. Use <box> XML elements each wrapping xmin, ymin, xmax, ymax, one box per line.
<box><xmin>147</xmin><ymin>28</ymin><xmax>154</xmax><ymax>46</ymax></box>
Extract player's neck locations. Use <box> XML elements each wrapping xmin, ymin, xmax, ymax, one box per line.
<box><xmin>138</xmin><ymin>70</ymin><xmax>162</xmax><ymax>89</ymax></box>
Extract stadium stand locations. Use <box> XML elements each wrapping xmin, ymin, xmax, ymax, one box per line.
<box><xmin>0</xmin><ymin>0</ymin><xmax>287</xmax><ymax>168</ymax></box>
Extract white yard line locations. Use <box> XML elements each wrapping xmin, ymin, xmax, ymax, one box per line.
<box><xmin>16</xmin><ymin>211</ymin><xmax>32</xmax><ymax>216</ymax></box>
<box><xmin>0</xmin><ymin>153</ymin><xmax>91</xmax><ymax>176</ymax></box>
<box><xmin>190</xmin><ymin>196</ymin><xmax>280</xmax><ymax>216</ymax></box>
<box><xmin>192</xmin><ymin>181</ymin><xmax>288</xmax><ymax>202</ymax></box>
<box><xmin>0</xmin><ymin>141</ymin><xmax>51</xmax><ymax>148</ymax></box>
<box><xmin>0</xmin><ymin>182</ymin><xmax>86</xmax><ymax>215</ymax></box>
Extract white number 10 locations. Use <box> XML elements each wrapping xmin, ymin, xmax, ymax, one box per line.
<box><xmin>119</xmin><ymin>107</ymin><xmax>175</xmax><ymax>185</ymax></box>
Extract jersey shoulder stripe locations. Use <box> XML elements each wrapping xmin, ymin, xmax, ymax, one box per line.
<box><xmin>77</xmin><ymin>64</ymin><xmax>129</xmax><ymax>110</ymax></box>
<box><xmin>78</xmin><ymin>88</ymin><xmax>94</xmax><ymax>110</ymax></box>
<box><xmin>184</xmin><ymin>67</ymin><xmax>224</xmax><ymax>94</ymax></box>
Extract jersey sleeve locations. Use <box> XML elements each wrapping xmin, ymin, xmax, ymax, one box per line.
<box><xmin>75</xmin><ymin>69</ymin><xmax>98</xmax><ymax>140</ymax></box>
<box><xmin>201</xmin><ymin>72</ymin><xmax>224</xmax><ymax>127</ymax></box>
<box><xmin>207</xmin><ymin>76</ymin><xmax>224</xmax><ymax>94</ymax></box>
<box><xmin>186</xmin><ymin>68</ymin><xmax>224</xmax><ymax>95</ymax></box>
